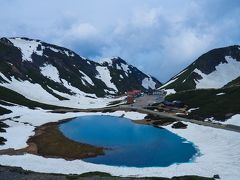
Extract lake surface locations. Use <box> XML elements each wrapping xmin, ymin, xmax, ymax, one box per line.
<box><xmin>59</xmin><ymin>115</ymin><xmax>198</xmax><ymax>167</ymax></box>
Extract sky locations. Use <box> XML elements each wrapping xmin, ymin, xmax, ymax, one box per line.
<box><xmin>0</xmin><ymin>0</ymin><xmax>240</xmax><ymax>82</ymax></box>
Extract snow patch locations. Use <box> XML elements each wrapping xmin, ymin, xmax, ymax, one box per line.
<box><xmin>9</xmin><ymin>38</ymin><xmax>43</xmax><ymax>62</ymax></box>
<box><xmin>48</xmin><ymin>47</ymin><xmax>74</xmax><ymax>57</ymax></box>
<box><xmin>99</xmin><ymin>57</ymin><xmax>113</xmax><ymax>66</ymax></box>
<box><xmin>0</xmin><ymin>72</ymin><xmax>10</xmax><ymax>82</ymax></box>
<box><xmin>222</xmin><ymin>114</ymin><xmax>240</xmax><ymax>126</ymax></box>
<box><xmin>161</xmin><ymin>78</ymin><xmax>178</xmax><ymax>88</ymax></box>
<box><xmin>1</xmin><ymin>76</ymin><xmax>59</xmax><ymax>103</ymax></box>
<box><xmin>121</xmin><ymin>63</ymin><xmax>129</xmax><ymax>73</ymax></box>
<box><xmin>188</xmin><ymin>108</ymin><xmax>199</xmax><ymax>113</ymax></box>
<box><xmin>161</xmin><ymin>69</ymin><xmax>187</xmax><ymax>88</ymax></box>
<box><xmin>0</xmin><ymin>120</ymin><xmax>34</xmax><ymax>150</ymax></box>
<box><xmin>40</xmin><ymin>64</ymin><xmax>61</xmax><ymax>83</ymax></box>
<box><xmin>194</xmin><ymin>56</ymin><xmax>240</xmax><ymax>89</ymax></box>
<box><xmin>116</xmin><ymin>64</ymin><xmax>122</xmax><ymax>70</ymax></box>
<box><xmin>116</xmin><ymin>63</ymin><xmax>131</xmax><ymax>76</ymax></box>
<box><xmin>216</xmin><ymin>92</ymin><xmax>225</xmax><ymax>96</ymax></box>
<box><xmin>80</xmin><ymin>71</ymin><xmax>94</xmax><ymax>86</ymax></box>
<box><xmin>96</xmin><ymin>66</ymin><xmax>118</xmax><ymax>92</ymax></box>
<box><xmin>0</xmin><ymin>75</ymin><xmax>125</xmax><ymax>109</ymax></box>
<box><xmin>165</xmin><ymin>89</ymin><xmax>176</xmax><ymax>95</ymax></box>
<box><xmin>142</xmin><ymin>77</ymin><xmax>156</xmax><ymax>89</ymax></box>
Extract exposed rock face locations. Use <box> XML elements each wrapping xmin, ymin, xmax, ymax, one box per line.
<box><xmin>161</xmin><ymin>45</ymin><xmax>240</xmax><ymax>92</ymax></box>
<box><xmin>0</xmin><ymin>37</ymin><xmax>161</xmax><ymax>107</ymax></box>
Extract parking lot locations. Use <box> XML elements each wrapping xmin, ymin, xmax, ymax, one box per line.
<box><xmin>133</xmin><ymin>94</ymin><xmax>165</xmax><ymax>108</ymax></box>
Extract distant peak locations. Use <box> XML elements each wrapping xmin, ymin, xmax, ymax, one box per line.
<box><xmin>99</xmin><ymin>56</ymin><xmax>127</xmax><ymax>66</ymax></box>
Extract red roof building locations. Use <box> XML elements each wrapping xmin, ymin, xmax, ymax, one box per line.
<box><xmin>127</xmin><ymin>90</ymin><xmax>141</xmax><ymax>97</ymax></box>
<box><xmin>127</xmin><ymin>96</ymin><xmax>134</xmax><ymax>104</ymax></box>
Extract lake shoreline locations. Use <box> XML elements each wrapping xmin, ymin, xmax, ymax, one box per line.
<box><xmin>0</xmin><ymin>117</ymin><xmax>106</xmax><ymax>160</ymax></box>
<box><xmin>0</xmin><ymin>111</ymin><xmax>190</xmax><ymax>162</ymax></box>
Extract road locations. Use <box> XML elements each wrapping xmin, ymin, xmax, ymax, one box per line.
<box><xmin>52</xmin><ymin>94</ymin><xmax>240</xmax><ymax>133</ymax></box>
<box><xmin>115</xmin><ymin>105</ymin><xmax>240</xmax><ymax>133</ymax></box>
<box><xmin>133</xmin><ymin>94</ymin><xmax>164</xmax><ymax>107</ymax></box>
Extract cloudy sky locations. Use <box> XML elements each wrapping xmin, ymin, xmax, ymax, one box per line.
<box><xmin>1</xmin><ymin>0</ymin><xmax>240</xmax><ymax>82</ymax></box>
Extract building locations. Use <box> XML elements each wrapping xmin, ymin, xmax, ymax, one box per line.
<box><xmin>126</xmin><ymin>90</ymin><xmax>142</xmax><ymax>104</ymax></box>
<box><xmin>145</xmin><ymin>89</ymin><xmax>166</xmax><ymax>96</ymax></box>
<box><xmin>152</xmin><ymin>89</ymin><xmax>167</xmax><ymax>96</ymax></box>
<box><xmin>163</xmin><ymin>100</ymin><xmax>184</xmax><ymax>108</ymax></box>
<box><xmin>127</xmin><ymin>95</ymin><xmax>134</xmax><ymax>104</ymax></box>
<box><xmin>127</xmin><ymin>90</ymin><xmax>141</xmax><ymax>97</ymax></box>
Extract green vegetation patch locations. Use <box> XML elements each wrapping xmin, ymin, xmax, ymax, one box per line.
<box><xmin>166</xmin><ymin>86</ymin><xmax>240</xmax><ymax>121</ymax></box>
<box><xmin>0</xmin><ymin>121</ymin><xmax>9</xmax><ymax>145</ymax></box>
<box><xmin>0</xmin><ymin>106</ymin><xmax>12</xmax><ymax>115</ymax></box>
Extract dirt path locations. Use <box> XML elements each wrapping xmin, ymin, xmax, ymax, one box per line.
<box><xmin>116</xmin><ymin>105</ymin><xmax>240</xmax><ymax>133</ymax></box>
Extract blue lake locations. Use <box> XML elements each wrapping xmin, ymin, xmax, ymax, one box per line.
<box><xmin>59</xmin><ymin>115</ymin><xmax>198</xmax><ymax>167</ymax></box>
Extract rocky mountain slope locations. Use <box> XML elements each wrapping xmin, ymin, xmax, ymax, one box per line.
<box><xmin>161</xmin><ymin>45</ymin><xmax>240</xmax><ymax>92</ymax></box>
<box><xmin>0</xmin><ymin>37</ymin><xmax>161</xmax><ymax>108</ymax></box>
<box><xmin>162</xmin><ymin>45</ymin><xmax>240</xmax><ymax>122</ymax></box>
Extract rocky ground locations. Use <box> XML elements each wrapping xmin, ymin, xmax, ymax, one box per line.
<box><xmin>0</xmin><ymin>165</ymin><xmax>215</xmax><ymax>180</ymax></box>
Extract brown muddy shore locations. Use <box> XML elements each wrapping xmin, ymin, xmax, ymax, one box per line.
<box><xmin>0</xmin><ymin>111</ymin><xmax>181</xmax><ymax>160</ymax></box>
<box><xmin>0</xmin><ymin>118</ymin><xmax>106</xmax><ymax>160</ymax></box>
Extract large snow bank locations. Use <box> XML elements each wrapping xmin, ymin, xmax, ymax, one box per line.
<box><xmin>40</xmin><ymin>64</ymin><xmax>61</xmax><ymax>83</ymax></box>
<box><xmin>0</xmin><ymin>114</ymin><xmax>239</xmax><ymax>179</ymax></box>
<box><xmin>223</xmin><ymin>114</ymin><xmax>240</xmax><ymax>126</ymax></box>
<box><xmin>96</xmin><ymin>66</ymin><xmax>118</xmax><ymax>92</ymax></box>
<box><xmin>9</xmin><ymin>38</ymin><xmax>43</xmax><ymax>62</ymax></box>
<box><xmin>0</xmin><ymin>73</ymin><xmax>124</xmax><ymax>109</ymax></box>
<box><xmin>194</xmin><ymin>56</ymin><xmax>240</xmax><ymax>89</ymax></box>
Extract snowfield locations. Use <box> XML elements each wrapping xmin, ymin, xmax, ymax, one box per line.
<box><xmin>0</xmin><ymin>105</ymin><xmax>146</xmax><ymax>150</ymax></box>
<box><xmin>194</xmin><ymin>56</ymin><xmax>240</xmax><ymax>89</ymax></box>
<box><xmin>1</xmin><ymin>76</ymin><xmax>60</xmax><ymax>102</ymax></box>
<box><xmin>80</xmin><ymin>71</ymin><xmax>94</xmax><ymax>86</ymax></box>
<box><xmin>9</xmin><ymin>38</ymin><xmax>43</xmax><ymax>62</ymax></box>
<box><xmin>222</xmin><ymin>114</ymin><xmax>240</xmax><ymax>126</ymax></box>
<box><xmin>164</xmin><ymin>89</ymin><xmax>176</xmax><ymax>95</ymax></box>
<box><xmin>95</xmin><ymin>66</ymin><xmax>118</xmax><ymax>92</ymax></box>
<box><xmin>0</xmin><ymin>73</ymin><xmax>125</xmax><ymax>109</ymax></box>
<box><xmin>40</xmin><ymin>63</ymin><xmax>62</xmax><ymax>83</ymax></box>
<box><xmin>8</xmin><ymin>38</ymin><xmax>76</xmax><ymax>62</ymax></box>
<box><xmin>0</xmin><ymin>105</ymin><xmax>240</xmax><ymax>179</ymax></box>
<box><xmin>142</xmin><ymin>77</ymin><xmax>156</xmax><ymax>89</ymax></box>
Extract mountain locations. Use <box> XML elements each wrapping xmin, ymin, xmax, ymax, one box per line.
<box><xmin>0</xmin><ymin>37</ymin><xmax>161</xmax><ymax>108</ymax></box>
<box><xmin>161</xmin><ymin>45</ymin><xmax>240</xmax><ymax>92</ymax></box>
<box><xmin>162</xmin><ymin>45</ymin><xmax>240</xmax><ymax>122</ymax></box>
<box><xmin>100</xmin><ymin>57</ymin><xmax>161</xmax><ymax>92</ymax></box>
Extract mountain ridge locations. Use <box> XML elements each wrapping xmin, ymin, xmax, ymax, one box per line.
<box><xmin>0</xmin><ymin>37</ymin><xmax>161</xmax><ymax>108</ymax></box>
<box><xmin>162</xmin><ymin>45</ymin><xmax>240</xmax><ymax>121</ymax></box>
<box><xmin>160</xmin><ymin>45</ymin><xmax>240</xmax><ymax>92</ymax></box>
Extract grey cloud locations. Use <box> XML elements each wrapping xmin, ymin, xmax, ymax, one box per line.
<box><xmin>0</xmin><ymin>0</ymin><xmax>239</xmax><ymax>82</ymax></box>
